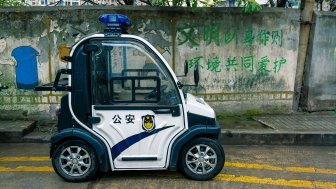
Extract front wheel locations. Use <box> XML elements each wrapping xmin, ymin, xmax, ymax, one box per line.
<box><xmin>52</xmin><ymin>140</ymin><xmax>98</xmax><ymax>182</ymax></box>
<box><xmin>179</xmin><ymin>138</ymin><xmax>225</xmax><ymax>181</ymax></box>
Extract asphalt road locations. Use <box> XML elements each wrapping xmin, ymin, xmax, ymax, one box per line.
<box><xmin>0</xmin><ymin>143</ymin><xmax>335</xmax><ymax>189</ymax></box>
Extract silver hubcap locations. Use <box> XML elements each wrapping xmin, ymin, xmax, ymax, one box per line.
<box><xmin>185</xmin><ymin>144</ymin><xmax>217</xmax><ymax>174</ymax></box>
<box><xmin>59</xmin><ymin>146</ymin><xmax>91</xmax><ymax>176</ymax></box>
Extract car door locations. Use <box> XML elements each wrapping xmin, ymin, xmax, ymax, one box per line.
<box><xmin>89</xmin><ymin>37</ymin><xmax>185</xmax><ymax>169</ymax></box>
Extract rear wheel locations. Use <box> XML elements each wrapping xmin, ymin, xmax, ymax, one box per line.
<box><xmin>179</xmin><ymin>138</ymin><xmax>225</xmax><ymax>181</ymax></box>
<box><xmin>52</xmin><ymin>140</ymin><xmax>98</xmax><ymax>182</ymax></box>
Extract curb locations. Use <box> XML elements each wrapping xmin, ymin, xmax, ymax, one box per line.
<box><xmin>22</xmin><ymin>132</ymin><xmax>52</xmax><ymax>143</ymax></box>
<box><xmin>220</xmin><ymin>130</ymin><xmax>336</xmax><ymax>146</ymax></box>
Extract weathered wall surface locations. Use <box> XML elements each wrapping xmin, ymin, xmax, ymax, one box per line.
<box><xmin>0</xmin><ymin>7</ymin><xmax>301</xmax><ymax>116</ymax></box>
<box><xmin>301</xmin><ymin>11</ymin><xmax>336</xmax><ymax>111</ymax></box>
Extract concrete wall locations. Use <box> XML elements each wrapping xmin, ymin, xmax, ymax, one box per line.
<box><xmin>301</xmin><ymin>11</ymin><xmax>336</xmax><ymax>112</ymax></box>
<box><xmin>0</xmin><ymin>7</ymin><xmax>301</xmax><ymax>116</ymax></box>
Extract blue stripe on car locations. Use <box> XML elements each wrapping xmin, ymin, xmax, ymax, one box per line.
<box><xmin>111</xmin><ymin>125</ymin><xmax>174</xmax><ymax>160</ymax></box>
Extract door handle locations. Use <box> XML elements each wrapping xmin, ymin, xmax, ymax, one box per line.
<box><xmin>153</xmin><ymin>106</ymin><xmax>180</xmax><ymax>117</ymax></box>
<box><xmin>153</xmin><ymin>109</ymin><xmax>171</xmax><ymax>114</ymax></box>
<box><xmin>88</xmin><ymin>116</ymin><xmax>101</xmax><ymax>124</ymax></box>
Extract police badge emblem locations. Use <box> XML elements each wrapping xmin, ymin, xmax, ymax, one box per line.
<box><xmin>142</xmin><ymin>115</ymin><xmax>155</xmax><ymax>132</ymax></box>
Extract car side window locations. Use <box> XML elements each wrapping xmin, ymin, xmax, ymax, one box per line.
<box><xmin>91</xmin><ymin>39</ymin><xmax>180</xmax><ymax>106</ymax></box>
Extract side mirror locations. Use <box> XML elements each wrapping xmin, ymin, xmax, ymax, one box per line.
<box><xmin>184</xmin><ymin>60</ymin><xmax>188</xmax><ymax>76</ymax></box>
<box><xmin>194</xmin><ymin>63</ymin><xmax>199</xmax><ymax>86</ymax></box>
<box><xmin>176</xmin><ymin>61</ymin><xmax>189</xmax><ymax>78</ymax></box>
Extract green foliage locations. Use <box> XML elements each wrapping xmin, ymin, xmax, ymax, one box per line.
<box><xmin>144</xmin><ymin>0</ymin><xmax>262</xmax><ymax>13</ymax></box>
<box><xmin>237</xmin><ymin>0</ymin><xmax>262</xmax><ymax>13</ymax></box>
<box><xmin>0</xmin><ymin>0</ymin><xmax>25</xmax><ymax>6</ymax></box>
<box><xmin>149</xmin><ymin>0</ymin><xmax>210</xmax><ymax>7</ymax></box>
<box><xmin>126</xmin><ymin>0</ymin><xmax>263</xmax><ymax>13</ymax></box>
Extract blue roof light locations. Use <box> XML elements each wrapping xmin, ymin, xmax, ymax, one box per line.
<box><xmin>99</xmin><ymin>14</ymin><xmax>132</xmax><ymax>36</ymax></box>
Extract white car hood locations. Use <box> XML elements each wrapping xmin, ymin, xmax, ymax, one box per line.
<box><xmin>185</xmin><ymin>93</ymin><xmax>215</xmax><ymax>119</ymax></box>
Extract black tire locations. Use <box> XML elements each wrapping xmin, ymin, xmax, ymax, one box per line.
<box><xmin>52</xmin><ymin>140</ymin><xmax>98</xmax><ymax>182</ymax></box>
<box><xmin>179</xmin><ymin>138</ymin><xmax>225</xmax><ymax>181</ymax></box>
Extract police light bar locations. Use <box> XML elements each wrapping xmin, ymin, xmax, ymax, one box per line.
<box><xmin>99</xmin><ymin>14</ymin><xmax>132</xmax><ymax>37</ymax></box>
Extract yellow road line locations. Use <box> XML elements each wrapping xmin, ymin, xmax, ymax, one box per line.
<box><xmin>225</xmin><ymin>162</ymin><xmax>336</xmax><ymax>175</ymax></box>
<box><xmin>0</xmin><ymin>165</ymin><xmax>336</xmax><ymax>188</ymax></box>
<box><xmin>226</xmin><ymin>162</ymin><xmax>282</xmax><ymax>171</ymax></box>
<box><xmin>0</xmin><ymin>156</ymin><xmax>50</xmax><ymax>162</ymax></box>
<box><xmin>0</xmin><ymin>166</ymin><xmax>53</xmax><ymax>172</ymax></box>
<box><xmin>215</xmin><ymin>174</ymin><xmax>336</xmax><ymax>189</ymax></box>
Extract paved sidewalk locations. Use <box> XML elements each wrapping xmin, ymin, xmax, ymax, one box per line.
<box><xmin>220</xmin><ymin>113</ymin><xmax>336</xmax><ymax>145</ymax></box>
<box><xmin>0</xmin><ymin>120</ymin><xmax>36</xmax><ymax>142</ymax></box>
<box><xmin>0</xmin><ymin>112</ymin><xmax>335</xmax><ymax>145</ymax></box>
<box><xmin>253</xmin><ymin>114</ymin><xmax>336</xmax><ymax>132</ymax></box>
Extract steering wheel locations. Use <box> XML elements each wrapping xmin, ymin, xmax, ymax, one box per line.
<box><xmin>144</xmin><ymin>84</ymin><xmax>168</xmax><ymax>100</ymax></box>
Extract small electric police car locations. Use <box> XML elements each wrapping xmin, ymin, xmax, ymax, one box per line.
<box><xmin>36</xmin><ymin>14</ymin><xmax>225</xmax><ymax>182</ymax></box>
